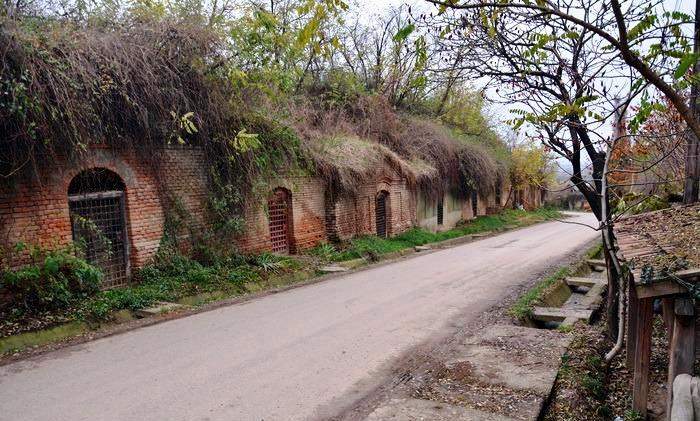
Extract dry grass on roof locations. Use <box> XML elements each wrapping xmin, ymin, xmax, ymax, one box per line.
<box><xmin>399</xmin><ymin>116</ymin><xmax>504</xmax><ymax>196</ymax></box>
<box><xmin>302</xmin><ymin>135</ymin><xmax>417</xmax><ymax>195</ymax></box>
<box><xmin>615</xmin><ymin>203</ymin><xmax>700</xmax><ymax>269</ymax></box>
<box><xmin>286</xmin><ymin>94</ymin><xmax>507</xmax><ymax>198</ymax></box>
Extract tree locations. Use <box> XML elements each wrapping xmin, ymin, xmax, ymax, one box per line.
<box><xmin>426</xmin><ymin>0</ymin><xmax>700</xmax><ymax>203</ymax></box>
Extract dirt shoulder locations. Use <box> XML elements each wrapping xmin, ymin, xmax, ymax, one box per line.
<box><xmin>327</xmin><ymin>237</ymin><xmax>600</xmax><ymax>421</ymax></box>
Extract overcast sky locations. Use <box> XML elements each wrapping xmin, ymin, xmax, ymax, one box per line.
<box><xmin>355</xmin><ymin>0</ymin><xmax>696</xmax><ymax>177</ymax></box>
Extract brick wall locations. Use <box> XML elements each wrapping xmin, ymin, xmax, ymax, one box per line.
<box><xmin>328</xmin><ymin>166</ymin><xmax>415</xmax><ymax>240</ymax></box>
<box><xmin>0</xmin><ymin>146</ymin><xmax>209</xmax><ymax>271</ymax></box>
<box><xmin>236</xmin><ymin>177</ymin><xmax>327</xmax><ymax>254</ymax></box>
<box><xmin>2</xmin><ymin>144</ymin><xmax>540</xmax><ymax>278</ymax></box>
<box><xmin>416</xmin><ymin>191</ymin><xmax>469</xmax><ymax>232</ymax></box>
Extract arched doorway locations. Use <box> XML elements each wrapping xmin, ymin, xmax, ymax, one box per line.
<box><xmin>68</xmin><ymin>168</ymin><xmax>130</xmax><ymax>288</ymax></box>
<box><xmin>268</xmin><ymin>188</ymin><xmax>293</xmax><ymax>254</ymax></box>
<box><xmin>375</xmin><ymin>190</ymin><xmax>390</xmax><ymax>238</ymax></box>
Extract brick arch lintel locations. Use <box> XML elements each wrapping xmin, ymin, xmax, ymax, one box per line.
<box><xmin>57</xmin><ymin>149</ymin><xmax>139</xmax><ymax>194</ymax></box>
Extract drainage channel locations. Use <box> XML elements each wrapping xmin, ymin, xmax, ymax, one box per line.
<box><xmin>528</xmin><ymin>260</ymin><xmax>608</xmax><ymax>330</ymax></box>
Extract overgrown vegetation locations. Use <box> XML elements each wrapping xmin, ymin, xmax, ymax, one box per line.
<box><xmin>1</xmin><ymin>244</ymin><xmax>102</xmax><ymax>313</ymax></box>
<box><xmin>0</xmin><ymin>245</ymin><xmax>300</xmax><ymax>338</ymax></box>
<box><xmin>0</xmin><ymin>0</ymin><xmax>550</xmax><ymax>209</ymax></box>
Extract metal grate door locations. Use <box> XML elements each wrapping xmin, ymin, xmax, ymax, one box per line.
<box><xmin>471</xmin><ymin>190</ymin><xmax>478</xmax><ymax>216</ymax></box>
<box><xmin>69</xmin><ymin>190</ymin><xmax>130</xmax><ymax>288</ymax></box>
<box><xmin>437</xmin><ymin>197</ymin><xmax>444</xmax><ymax>225</ymax></box>
<box><xmin>375</xmin><ymin>192</ymin><xmax>388</xmax><ymax>238</ymax></box>
<box><xmin>268</xmin><ymin>190</ymin><xmax>291</xmax><ymax>254</ymax></box>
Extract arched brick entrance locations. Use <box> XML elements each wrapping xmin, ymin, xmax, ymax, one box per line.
<box><xmin>375</xmin><ymin>190</ymin><xmax>390</xmax><ymax>238</ymax></box>
<box><xmin>68</xmin><ymin>168</ymin><xmax>130</xmax><ymax>288</ymax></box>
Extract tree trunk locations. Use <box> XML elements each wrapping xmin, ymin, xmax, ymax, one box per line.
<box><xmin>684</xmin><ymin>0</ymin><xmax>700</xmax><ymax>204</ymax></box>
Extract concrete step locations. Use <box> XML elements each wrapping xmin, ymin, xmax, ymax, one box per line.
<box><xmin>565</xmin><ymin>277</ymin><xmax>602</xmax><ymax>288</ymax></box>
<box><xmin>136</xmin><ymin>302</ymin><xmax>187</xmax><ymax>318</ymax></box>
<box><xmin>531</xmin><ymin>307</ymin><xmax>593</xmax><ymax>323</ymax></box>
<box><xmin>586</xmin><ymin>259</ymin><xmax>607</xmax><ymax>272</ymax></box>
<box><xmin>318</xmin><ymin>265</ymin><xmax>349</xmax><ymax>273</ymax></box>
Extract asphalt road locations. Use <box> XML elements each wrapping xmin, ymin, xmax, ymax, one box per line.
<box><xmin>0</xmin><ymin>212</ymin><xmax>598</xmax><ymax>421</ymax></box>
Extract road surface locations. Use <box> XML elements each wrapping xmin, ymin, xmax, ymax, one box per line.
<box><xmin>0</xmin><ymin>213</ymin><xmax>598</xmax><ymax>421</ymax></box>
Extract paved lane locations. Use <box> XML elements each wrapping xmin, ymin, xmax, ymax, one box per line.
<box><xmin>0</xmin><ymin>213</ymin><xmax>598</xmax><ymax>421</ymax></box>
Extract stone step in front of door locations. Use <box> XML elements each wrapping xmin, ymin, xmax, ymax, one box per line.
<box><xmin>531</xmin><ymin>307</ymin><xmax>593</xmax><ymax>323</ymax></box>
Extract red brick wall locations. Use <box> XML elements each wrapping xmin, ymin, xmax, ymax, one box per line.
<box><xmin>236</xmin><ymin>177</ymin><xmax>327</xmax><ymax>254</ymax></box>
<box><xmin>329</xmin><ymin>167</ymin><xmax>415</xmax><ymax>240</ymax></box>
<box><xmin>157</xmin><ymin>147</ymin><xmax>210</xmax><ymax>244</ymax></box>
<box><xmin>0</xmin><ymin>146</ymin><xmax>209</xmax><ymax>270</ymax></box>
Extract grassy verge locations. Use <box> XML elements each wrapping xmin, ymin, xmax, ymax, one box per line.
<box><xmin>0</xmin><ymin>252</ymin><xmax>305</xmax><ymax>341</ymax></box>
<box><xmin>310</xmin><ymin>207</ymin><xmax>562</xmax><ymax>262</ymax></box>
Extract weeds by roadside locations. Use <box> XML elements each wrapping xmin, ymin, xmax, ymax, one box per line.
<box><xmin>0</xmin><ymin>246</ymin><xmax>300</xmax><ymax>339</ymax></box>
<box><xmin>310</xmin><ymin>208</ymin><xmax>562</xmax><ymax>263</ymax></box>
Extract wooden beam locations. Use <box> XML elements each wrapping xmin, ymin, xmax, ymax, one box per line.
<box><xmin>633</xmin><ymin>297</ymin><xmax>654</xmax><ymax>417</ymax></box>
<box><xmin>637</xmin><ymin>281</ymin><xmax>685</xmax><ymax>299</ymax></box>
<box><xmin>635</xmin><ymin>268</ymin><xmax>700</xmax><ymax>299</ymax></box>
<box><xmin>666</xmin><ymin>298</ymin><xmax>696</xmax><ymax>419</ymax></box>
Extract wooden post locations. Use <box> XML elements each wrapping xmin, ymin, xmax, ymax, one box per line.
<box><xmin>662</xmin><ymin>298</ymin><xmax>675</xmax><ymax>345</ymax></box>
<box><xmin>666</xmin><ymin>297</ymin><xmax>696</xmax><ymax>420</ymax></box>
<box><xmin>627</xmin><ymin>281</ymin><xmax>639</xmax><ymax>370</ymax></box>
<box><xmin>633</xmin><ymin>297</ymin><xmax>654</xmax><ymax>416</ymax></box>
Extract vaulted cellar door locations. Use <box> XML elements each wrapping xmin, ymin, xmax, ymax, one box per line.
<box><xmin>68</xmin><ymin>169</ymin><xmax>130</xmax><ymax>289</ymax></box>
<box><xmin>268</xmin><ymin>188</ymin><xmax>292</xmax><ymax>254</ymax></box>
<box><xmin>375</xmin><ymin>191</ymin><xmax>389</xmax><ymax>238</ymax></box>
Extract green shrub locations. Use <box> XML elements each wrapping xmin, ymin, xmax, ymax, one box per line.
<box><xmin>248</xmin><ymin>253</ymin><xmax>289</xmax><ymax>272</ymax></box>
<box><xmin>1</xmin><ymin>246</ymin><xmax>102</xmax><ymax>313</ymax></box>
<box><xmin>309</xmin><ymin>243</ymin><xmax>340</xmax><ymax>261</ymax></box>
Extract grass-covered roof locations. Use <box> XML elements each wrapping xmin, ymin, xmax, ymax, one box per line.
<box><xmin>1</xmin><ymin>17</ymin><xmax>510</xmax><ymax>199</ymax></box>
